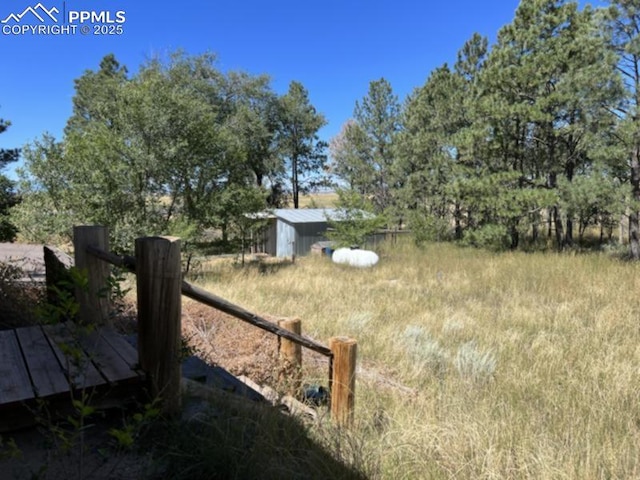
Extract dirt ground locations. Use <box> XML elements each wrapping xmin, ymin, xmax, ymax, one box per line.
<box><xmin>0</xmin><ymin>243</ymin><xmax>50</xmax><ymax>282</ymax></box>
<box><xmin>181</xmin><ymin>300</ymin><xmax>282</xmax><ymax>385</ymax></box>
<box><xmin>180</xmin><ymin>299</ymin><xmax>329</xmax><ymax>388</ymax></box>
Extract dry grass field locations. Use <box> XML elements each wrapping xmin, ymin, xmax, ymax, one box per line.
<box><xmin>295</xmin><ymin>191</ymin><xmax>339</xmax><ymax>208</ymax></box>
<box><xmin>192</xmin><ymin>240</ymin><xmax>640</xmax><ymax>479</ymax></box>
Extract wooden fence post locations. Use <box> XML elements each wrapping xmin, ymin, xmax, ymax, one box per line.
<box><xmin>329</xmin><ymin>336</ymin><xmax>357</xmax><ymax>427</ymax></box>
<box><xmin>43</xmin><ymin>246</ymin><xmax>74</xmax><ymax>313</ymax></box>
<box><xmin>73</xmin><ymin>226</ymin><xmax>111</xmax><ymax>327</ymax></box>
<box><xmin>278</xmin><ymin>318</ymin><xmax>302</xmax><ymax>394</ymax></box>
<box><xmin>136</xmin><ymin>236</ymin><xmax>182</xmax><ymax>416</ymax></box>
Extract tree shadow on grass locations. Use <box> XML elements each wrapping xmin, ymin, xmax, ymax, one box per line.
<box><xmin>142</xmin><ymin>394</ymin><xmax>369</xmax><ymax>480</ymax></box>
<box><xmin>239</xmin><ymin>256</ymin><xmax>296</xmax><ymax>276</ymax></box>
<box><xmin>2</xmin><ymin>391</ymin><xmax>370</xmax><ymax>480</ymax></box>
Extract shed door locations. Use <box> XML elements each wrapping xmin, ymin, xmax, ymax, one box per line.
<box><xmin>265</xmin><ymin>220</ymin><xmax>277</xmax><ymax>256</ymax></box>
<box><xmin>276</xmin><ymin>220</ymin><xmax>294</xmax><ymax>257</ymax></box>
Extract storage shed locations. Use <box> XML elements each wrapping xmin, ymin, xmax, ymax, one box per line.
<box><xmin>263</xmin><ymin>209</ymin><xmax>344</xmax><ymax>258</ymax></box>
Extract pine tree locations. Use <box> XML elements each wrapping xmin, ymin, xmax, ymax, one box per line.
<box><xmin>605</xmin><ymin>0</ymin><xmax>640</xmax><ymax>258</ymax></box>
<box><xmin>275</xmin><ymin>81</ymin><xmax>327</xmax><ymax>209</ymax></box>
<box><xmin>330</xmin><ymin>78</ymin><xmax>401</xmax><ymax>216</ymax></box>
<box><xmin>478</xmin><ymin>0</ymin><xmax>621</xmax><ymax>248</ymax></box>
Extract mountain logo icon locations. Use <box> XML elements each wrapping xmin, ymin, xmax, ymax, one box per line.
<box><xmin>1</xmin><ymin>3</ymin><xmax>59</xmax><ymax>23</ymax></box>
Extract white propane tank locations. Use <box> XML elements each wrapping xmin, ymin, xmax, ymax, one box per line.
<box><xmin>331</xmin><ymin>247</ymin><xmax>379</xmax><ymax>268</ymax></box>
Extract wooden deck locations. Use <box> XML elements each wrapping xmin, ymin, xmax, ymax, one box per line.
<box><xmin>0</xmin><ymin>324</ymin><xmax>144</xmax><ymax>430</ymax></box>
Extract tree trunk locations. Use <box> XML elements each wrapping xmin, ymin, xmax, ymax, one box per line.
<box><xmin>630</xmin><ymin>142</ymin><xmax>640</xmax><ymax>259</ymax></box>
<box><xmin>553</xmin><ymin>206</ymin><xmax>564</xmax><ymax>251</ymax></box>
<box><xmin>454</xmin><ymin>202</ymin><xmax>463</xmax><ymax>240</ymax></box>
<box><xmin>566</xmin><ymin>217</ymin><xmax>574</xmax><ymax>246</ymax></box>
<box><xmin>222</xmin><ymin>222</ymin><xmax>228</xmax><ymax>244</ymax></box>
<box><xmin>509</xmin><ymin>224</ymin><xmax>519</xmax><ymax>250</ymax></box>
<box><xmin>599</xmin><ymin>222</ymin><xmax>604</xmax><ymax>245</ymax></box>
<box><xmin>548</xmin><ymin>172</ymin><xmax>564</xmax><ymax>250</ymax></box>
<box><xmin>292</xmin><ymin>156</ymin><xmax>299</xmax><ymax>209</ymax></box>
<box><xmin>564</xmin><ymin>162</ymin><xmax>575</xmax><ymax>247</ymax></box>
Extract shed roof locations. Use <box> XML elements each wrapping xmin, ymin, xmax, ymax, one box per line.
<box><xmin>273</xmin><ymin>208</ymin><xmax>341</xmax><ymax>224</ymax></box>
<box><xmin>247</xmin><ymin>208</ymin><xmax>374</xmax><ymax>224</ymax></box>
<box><xmin>275</xmin><ymin>207</ymin><xmax>380</xmax><ymax>224</ymax></box>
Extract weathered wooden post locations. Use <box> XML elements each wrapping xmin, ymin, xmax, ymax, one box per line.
<box><xmin>73</xmin><ymin>226</ymin><xmax>111</xmax><ymax>327</ymax></box>
<box><xmin>277</xmin><ymin>318</ymin><xmax>302</xmax><ymax>394</ymax></box>
<box><xmin>329</xmin><ymin>336</ymin><xmax>357</xmax><ymax>427</ymax></box>
<box><xmin>43</xmin><ymin>246</ymin><xmax>74</xmax><ymax>312</ymax></box>
<box><xmin>136</xmin><ymin>236</ymin><xmax>182</xmax><ymax>416</ymax></box>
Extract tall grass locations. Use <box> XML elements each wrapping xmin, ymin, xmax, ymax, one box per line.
<box><xmin>194</xmin><ymin>240</ymin><xmax>640</xmax><ymax>479</ymax></box>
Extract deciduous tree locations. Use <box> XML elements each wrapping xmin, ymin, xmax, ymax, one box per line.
<box><xmin>0</xmin><ymin>114</ymin><xmax>19</xmax><ymax>241</ymax></box>
<box><xmin>14</xmin><ymin>53</ymin><xmax>292</xmax><ymax>249</ymax></box>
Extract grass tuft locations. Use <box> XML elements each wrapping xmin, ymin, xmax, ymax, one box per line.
<box><xmin>453</xmin><ymin>340</ymin><xmax>496</xmax><ymax>385</ymax></box>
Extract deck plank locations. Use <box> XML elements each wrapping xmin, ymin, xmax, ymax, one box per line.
<box><xmin>42</xmin><ymin>324</ymin><xmax>106</xmax><ymax>389</ymax></box>
<box><xmin>15</xmin><ymin>326</ymin><xmax>68</xmax><ymax>398</ymax></box>
<box><xmin>0</xmin><ymin>330</ymin><xmax>34</xmax><ymax>404</ymax></box>
<box><xmin>96</xmin><ymin>328</ymin><xmax>139</xmax><ymax>371</ymax></box>
<box><xmin>73</xmin><ymin>328</ymin><xmax>140</xmax><ymax>383</ymax></box>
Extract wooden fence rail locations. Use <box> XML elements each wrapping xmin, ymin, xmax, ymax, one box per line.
<box><xmin>77</xmin><ymin>227</ymin><xmax>356</xmax><ymax>426</ymax></box>
<box><xmin>85</xmin><ymin>245</ymin><xmax>333</xmax><ymax>357</ymax></box>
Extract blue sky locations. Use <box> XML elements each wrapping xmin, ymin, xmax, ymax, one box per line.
<box><xmin>0</xmin><ymin>0</ymin><xmax>604</xmax><ymax>179</ymax></box>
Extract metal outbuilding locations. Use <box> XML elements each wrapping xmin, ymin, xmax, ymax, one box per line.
<box><xmin>249</xmin><ymin>208</ymin><xmax>385</xmax><ymax>258</ymax></box>
<box><xmin>262</xmin><ymin>209</ymin><xmax>346</xmax><ymax>258</ymax></box>
<box><xmin>246</xmin><ymin>208</ymin><xmax>352</xmax><ymax>257</ymax></box>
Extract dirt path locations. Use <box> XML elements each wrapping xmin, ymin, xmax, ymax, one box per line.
<box><xmin>0</xmin><ymin>243</ymin><xmax>48</xmax><ymax>282</ymax></box>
